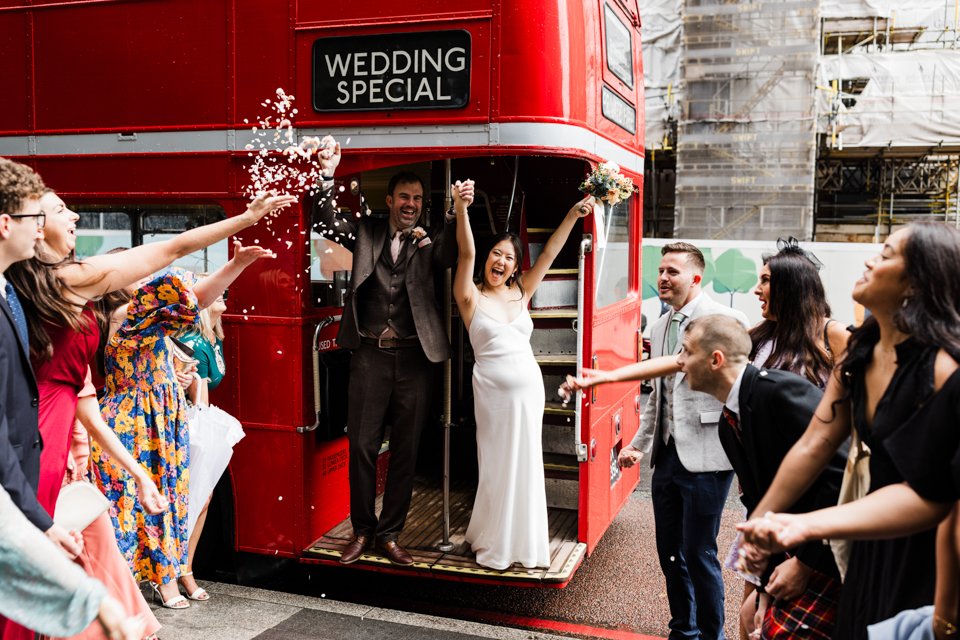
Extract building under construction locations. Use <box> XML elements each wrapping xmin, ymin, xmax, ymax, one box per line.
<box><xmin>642</xmin><ymin>0</ymin><xmax>960</xmax><ymax>241</ymax></box>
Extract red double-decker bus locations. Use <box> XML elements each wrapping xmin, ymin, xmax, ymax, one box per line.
<box><xmin>1</xmin><ymin>0</ymin><xmax>645</xmax><ymax>587</ymax></box>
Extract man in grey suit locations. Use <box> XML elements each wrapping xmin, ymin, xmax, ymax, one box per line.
<box><xmin>621</xmin><ymin>242</ymin><xmax>748</xmax><ymax>640</ymax></box>
<box><xmin>312</xmin><ymin>138</ymin><xmax>473</xmax><ymax>566</ymax></box>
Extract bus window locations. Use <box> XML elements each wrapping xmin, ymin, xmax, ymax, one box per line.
<box><xmin>604</xmin><ymin>3</ymin><xmax>634</xmax><ymax>90</ymax></box>
<box><xmin>594</xmin><ymin>199</ymin><xmax>631</xmax><ymax>308</ymax></box>
<box><xmin>75</xmin><ymin>209</ymin><xmax>132</xmax><ymax>258</ymax></box>
<box><xmin>74</xmin><ymin>204</ymin><xmax>227</xmax><ymax>272</ymax></box>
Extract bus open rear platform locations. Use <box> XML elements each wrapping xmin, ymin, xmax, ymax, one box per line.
<box><xmin>303</xmin><ymin>479</ymin><xmax>585</xmax><ymax>586</ymax></box>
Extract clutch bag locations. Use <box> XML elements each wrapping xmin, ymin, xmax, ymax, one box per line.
<box><xmin>54</xmin><ymin>481</ymin><xmax>110</xmax><ymax>532</ymax></box>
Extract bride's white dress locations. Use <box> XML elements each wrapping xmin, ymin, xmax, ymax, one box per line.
<box><xmin>464</xmin><ymin>303</ymin><xmax>550</xmax><ymax>570</ymax></box>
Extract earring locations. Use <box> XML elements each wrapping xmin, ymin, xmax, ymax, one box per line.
<box><xmin>901</xmin><ymin>296</ymin><xmax>910</xmax><ymax>308</ymax></box>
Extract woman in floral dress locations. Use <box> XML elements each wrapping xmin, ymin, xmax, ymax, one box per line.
<box><xmin>91</xmin><ymin>269</ymin><xmax>199</xmax><ymax>606</ymax></box>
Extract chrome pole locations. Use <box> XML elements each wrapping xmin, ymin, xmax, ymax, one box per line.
<box><xmin>439</xmin><ymin>159</ymin><xmax>454</xmax><ymax>553</ymax></box>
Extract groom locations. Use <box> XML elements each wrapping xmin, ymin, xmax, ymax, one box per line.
<box><xmin>312</xmin><ymin>138</ymin><xmax>473</xmax><ymax>565</ymax></box>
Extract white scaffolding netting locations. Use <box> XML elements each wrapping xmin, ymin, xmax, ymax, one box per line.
<box><xmin>818</xmin><ymin>0</ymin><xmax>960</xmax><ymax>148</ymax></box>
<box><xmin>641</xmin><ymin>0</ymin><xmax>960</xmax><ymax>152</ymax></box>
<box><xmin>641</xmin><ymin>0</ymin><xmax>683</xmax><ymax>150</ymax></box>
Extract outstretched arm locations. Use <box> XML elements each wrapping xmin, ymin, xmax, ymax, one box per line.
<box><xmin>520</xmin><ymin>196</ymin><xmax>593</xmax><ymax>297</ymax></box>
<box><xmin>750</xmin><ymin>372</ymin><xmax>851</xmax><ymax>518</ymax></box>
<box><xmin>60</xmin><ymin>193</ymin><xmax>297</xmax><ymax>300</ymax></box>
<box><xmin>453</xmin><ymin>180</ymin><xmax>478</xmax><ymax>330</ymax></box>
<box><xmin>738</xmin><ymin>483</ymin><xmax>953</xmax><ymax>553</ymax></box>
<box><xmin>566</xmin><ymin>354</ymin><xmax>681</xmax><ymax>391</ymax></box>
<box><xmin>193</xmin><ymin>240</ymin><xmax>276</xmax><ymax>308</ymax></box>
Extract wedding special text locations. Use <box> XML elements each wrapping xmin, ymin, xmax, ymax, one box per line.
<box><xmin>312</xmin><ymin>31</ymin><xmax>472</xmax><ymax>112</ymax></box>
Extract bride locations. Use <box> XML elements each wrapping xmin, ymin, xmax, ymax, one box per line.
<box><xmin>453</xmin><ymin>182</ymin><xmax>593</xmax><ymax>570</ymax></box>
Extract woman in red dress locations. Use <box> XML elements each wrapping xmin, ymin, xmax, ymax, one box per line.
<box><xmin>3</xmin><ymin>188</ymin><xmax>294</xmax><ymax>638</ymax></box>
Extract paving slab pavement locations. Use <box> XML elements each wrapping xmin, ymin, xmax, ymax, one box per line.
<box><xmin>147</xmin><ymin>581</ymin><xmax>582</xmax><ymax>640</ymax></box>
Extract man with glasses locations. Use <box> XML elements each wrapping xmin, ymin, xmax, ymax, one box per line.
<box><xmin>0</xmin><ymin>158</ymin><xmax>83</xmax><ymax>559</ymax></box>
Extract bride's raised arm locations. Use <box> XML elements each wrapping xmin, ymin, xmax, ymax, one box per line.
<box><xmin>520</xmin><ymin>196</ymin><xmax>593</xmax><ymax>298</ymax></box>
<box><xmin>452</xmin><ymin>180</ymin><xmax>478</xmax><ymax>328</ymax></box>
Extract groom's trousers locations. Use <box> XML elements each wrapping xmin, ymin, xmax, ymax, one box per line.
<box><xmin>347</xmin><ymin>341</ymin><xmax>434</xmax><ymax>542</ymax></box>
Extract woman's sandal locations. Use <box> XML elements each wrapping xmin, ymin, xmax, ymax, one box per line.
<box><xmin>178</xmin><ymin>571</ymin><xmax>210</xmax><ymax>601</ymax></box>
<box><xmin>150</xmin><ymin>581</ymin><xmax>190</xmax><ymax>609</ymax></box>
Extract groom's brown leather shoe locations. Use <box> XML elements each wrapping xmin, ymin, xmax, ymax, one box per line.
<box><xmin>377</xmin><ymin>539</ymin><xmax>414</xmax><ymax>566</ymax></box>
<box><xmin>339</xmin><ymin>535</ymin><xmax>369</xmax><ymax>565</ymax></box>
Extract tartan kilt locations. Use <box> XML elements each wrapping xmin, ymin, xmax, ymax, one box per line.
<box><xmin>762</xmin><ymin>569</ymin><xmax>841</xmax><ymax>639</ymax></box>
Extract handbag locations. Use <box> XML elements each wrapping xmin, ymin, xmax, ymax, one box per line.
<box><xmin>186</xmin><ymin>404</ymin><xmax>245</xmax><ymax>538</ymax></box>
<box><xmin>54</xmin><ymin>481</ymin><xmax>110</xmax><ymax>532</ymax></box>
<box><xmin>829</xmin><ymin>428</ymin><xmax>871</xmax><ymax>580</ymax></box>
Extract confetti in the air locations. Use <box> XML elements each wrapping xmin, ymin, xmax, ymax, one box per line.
<box><xmin>243</xmin><ymin>88</ymin><xmax>330</xmax><ymax>200</ymax></box>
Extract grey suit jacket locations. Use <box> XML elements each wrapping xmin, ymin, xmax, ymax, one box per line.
<box><xmin>312</xmin><ymin>187</ymin><xmax>458</xmax><ymax>363</ymax></box>
<box><xmin>632</xmin><ymin>294</ymin><xmax>749</xmax><ymax>472</ymax></box>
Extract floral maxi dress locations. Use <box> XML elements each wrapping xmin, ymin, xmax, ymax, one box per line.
<box><xmin>91</xmin><ymin>270</ymin><xmax>198</xmax><ymax>586</ymax></box>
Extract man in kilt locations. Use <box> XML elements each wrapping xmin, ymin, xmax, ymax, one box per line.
<box><xmin>676</xmin><ymin>314</ymin><xmax>847</xmax><ymax>639</ymax></box>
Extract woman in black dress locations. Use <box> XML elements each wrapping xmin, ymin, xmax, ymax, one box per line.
<box><xmin>734</xmin><ymin>221</ymin><xmax>960</xmax><ymax>640</ymax></box>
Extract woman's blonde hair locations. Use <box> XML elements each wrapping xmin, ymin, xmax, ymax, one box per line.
<box><xmin>198</xmin><ymin>306</ymin><xmax>224</xmax><ymax>343</ymax></box>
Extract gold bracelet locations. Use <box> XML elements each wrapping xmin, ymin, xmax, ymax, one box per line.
<box><xmin>934</xmin><ymin>614</ymin><xmax>958</xmax><ymax>637</ymax></box>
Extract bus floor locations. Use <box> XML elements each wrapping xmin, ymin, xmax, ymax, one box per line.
<box><xmin>305</xmin><ymin>477</ymin><xmax>585</xmax><ymax>585</ymax></box>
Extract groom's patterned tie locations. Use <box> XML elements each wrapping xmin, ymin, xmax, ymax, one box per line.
<box><xmin>4</xmin><ymin>282</ymin><xmax>29</xmax><ymax>351</ymax></box>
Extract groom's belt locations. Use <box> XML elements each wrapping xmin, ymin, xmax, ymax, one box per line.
<box><xmin>361</xmin><ymin>336</ymin><xmax>420</xmax><ymax>349</ymax></box>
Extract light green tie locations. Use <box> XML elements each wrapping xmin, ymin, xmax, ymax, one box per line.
<box><xmin>667</xmin><ymin>312</ymin><xmax>685</xmax><ymax>354</ymax></box>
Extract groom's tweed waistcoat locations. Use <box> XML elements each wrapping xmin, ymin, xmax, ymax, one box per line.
<box><xmin>357</xmin><ymin>230</ymin><xmax>415</xmax><ymax>339</ymax></box>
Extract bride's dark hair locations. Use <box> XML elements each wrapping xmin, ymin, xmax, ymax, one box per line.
<box><xmin>479</xmin><ymin>232</ymin><xmax>525</xmax><ymax>297</ymax></box>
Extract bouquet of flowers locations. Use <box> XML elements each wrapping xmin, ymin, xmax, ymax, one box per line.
<box><xmin>579</xmin><ymin>162</ymin><xmax>636</xmax><ymax>206</ymax></box>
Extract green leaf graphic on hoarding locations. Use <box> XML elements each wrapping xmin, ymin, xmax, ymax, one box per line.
<box><xmin>712</xmin><ymin>249</ymin><xmax>757</xmax><ymax>305</ymax></box>
<box><xmin>642</xmin><ymin>245</ymin><xmax>662</xmax><ymax>299</ymax></box>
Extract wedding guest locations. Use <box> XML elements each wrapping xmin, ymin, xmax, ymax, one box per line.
<box><xmin>0</xmin><ymin>484</ymin><xmax>144</xmax><ymax>640</ymax></box>
<box><xmin>675</xmin><ymin>315</ymin><xmax>845</xmax><ymax>638</ymax></box>
<box><xmin>735</xmin><ymin>222</ymin><xmax>960</xmax><ymax>639</ymax></box>
<box><xmin>92</xmin><ymin>241</ymin><xmax>274</xmax><ymax>609</ymax></box>
<box><xmin>0</xmin><ymin>160</ymin><xmax>82</xmax><ymax>640</ymax></box>
<box><xmin>586</xmin><ymin>242</ymin><xmax>750</xmax><ymax>639</ymax></box>
<box><xmin>6</xmin><ymin>184</ymin><xmax>294</xmax><ymax>617</ymax></box>
<box><xmin>176</xmin><ymin>285</ymin><xmax>226</xmax><ymax>598</ymax></box>
<box><xmin>311</xmin><ymin>137</ymin><xmax>459</xmax><ymax>566</ymax></box>
<box><xmin>751</xmin><ymin>238</ymin><xmax>848</xmax><ymax>388</ymax></box>
<box><xmin>68</xmin><ymin>370</ymin><xmax>161</xmax><ymax>639</ymax></box>
<box><xmin>738</xmin><ymin>342</ymin><xmax>960</xmax><ymax>639</ymax></box>
<box><xmin>453</xmin><ymin>186</ymin><xmax>588</xmax><ymax>570</ymax></box>
<box><xmin>174</xmin><ymin>241</ymin><xmax>272</xmax><ymax>602</ymax></box>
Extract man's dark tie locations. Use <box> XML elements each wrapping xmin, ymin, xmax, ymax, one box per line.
<box><xmin>5</xmin><ymin>282</ymin><xmax>29</xmax><ymax>352</ymax></box>
<box><xmin>721</xmin><ymin>405</ymin><xmax>741</xmax><ymax>442</ymax></box>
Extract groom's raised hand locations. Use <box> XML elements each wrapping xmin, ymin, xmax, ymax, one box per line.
<box><xmin>318</xmin><ymin>135</ymin><xmax>341</xmax><ymax>177</ymax></box>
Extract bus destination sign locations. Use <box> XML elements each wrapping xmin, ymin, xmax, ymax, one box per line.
<box><xmin>313</xmin><ymin>30</ymin><xmax>471</xmax><ymax>112</ymax></box>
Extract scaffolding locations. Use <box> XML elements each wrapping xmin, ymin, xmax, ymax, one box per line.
<box><xmin>641</xmin><ymin>0</ymin><xmax>960</xmax><ymax>242</ymax></box>
<box><xmin>672</xmin><ymin>0</ymin><xmax>820</xmax><ymax>240</ymax></box>
<box><xmin>814</xmin><ymin>1</ymin><xmax>960</xmax><ymax>240</ymax></box>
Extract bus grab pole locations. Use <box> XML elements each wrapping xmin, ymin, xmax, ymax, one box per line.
<box><xmin>439</xmin><ymin>159</ymin><xmax>455</xmax><ymax>553</ymax></box>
